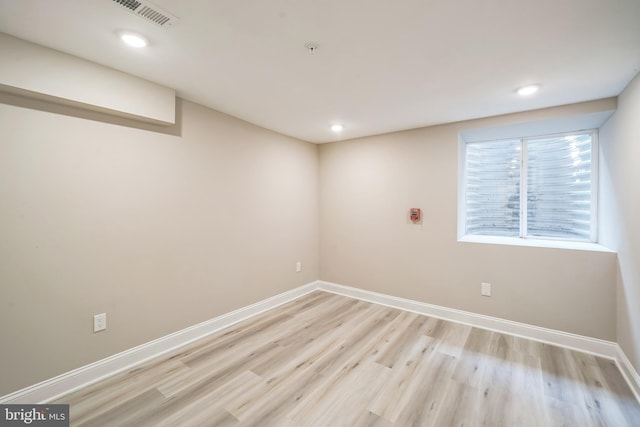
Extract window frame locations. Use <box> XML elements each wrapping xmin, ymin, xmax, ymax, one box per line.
<box><xmin>459</xmin><ymin>129</ymin><xmax>599</xmax><ymax>244</ymax></box>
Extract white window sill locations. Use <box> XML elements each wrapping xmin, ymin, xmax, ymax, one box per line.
<box><xmin>458</xmin><ymin>235</ymin><xmax>615</xmax><ymax>253</ymax></box>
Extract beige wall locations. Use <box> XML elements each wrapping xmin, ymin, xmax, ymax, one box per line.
<box><xmin>0</xmin><ymin>94</ymin><xmax>319</xmax><ymax>396</ymax></box>
<box><xmin>600</xmin><ymin>72</ymin><xmax>640</xmax><ymax>373</ymax></box>
<box><xmin>319</xmin><ymin>100</ymin><xmax>618</xmax><ymax>341</ymax></box>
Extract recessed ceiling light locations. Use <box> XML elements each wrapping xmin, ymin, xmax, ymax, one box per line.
<box><xmin>331</xmin><ymin>124</ymin><xmax>344</xmax><ymax>132</ymax></box>
<box><xmin>516</xmin><ymin>84</ymin><xmax>540</xmax><ymax>96</ymax></box>
<box><xmin>119</xmin><ymin>32</ymin><xmax>148</xmax><ymax>48</ymax></box>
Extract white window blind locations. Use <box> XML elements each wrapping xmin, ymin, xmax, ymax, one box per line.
<box><xmin>464</xmin><ymin>131</ymin><xmax>596</xmax><ymax>242</ymax></box>
<box><xmin>465</xmin><ymin>139</ymin><xmax>521</xmax><ymax>237</ymax></box>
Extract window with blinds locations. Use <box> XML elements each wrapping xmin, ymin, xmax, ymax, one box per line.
<box><xmin>463</xmin><ymin>130</ymin><xmax>596</xmax><ymax>242</ymax></box>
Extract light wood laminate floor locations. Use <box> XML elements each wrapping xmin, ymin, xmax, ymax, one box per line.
<box><xmin>53</xmin><ymin>291</ymin><xmax>640</xmax><ymax>426</ymax></box>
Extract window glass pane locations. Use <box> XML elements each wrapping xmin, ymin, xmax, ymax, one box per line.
<box><xmin>526</xmin><ymin>133</ymin><xmax>592</xmax><ymax>240</ymax></box>
<box><xmin>465</xmin><ymin>139</ymin><xmax>521</xmax><ymax>237</ymax></box>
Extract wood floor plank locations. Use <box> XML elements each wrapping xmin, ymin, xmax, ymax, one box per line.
<box><xmin>155</xmin><ymin>340</ymin><xmax>282</xmax><ymax>398</ymax></box>
<box><xmin>226</xmin><ymin>334</ymin><xmax>345</xmax><ymax>422</ymax></box>
<box><xmin>595</xmin><ymin>357</ymin><xmax>640</xmax><ymax>424</ymax></box>
<box><xmin>155</xmin><ymin>370</ymin><xmax>262</xmax><ymax>427</ymax></box>
<box><xmin>77</xmin><ymin>388</ymin><xmax>167</xmax><ymax>427</ymax></box>
<box><xmin>368</xmin><ymin>334</ymin><xmax>437</xmax><ymax>422</ymax></box>
<box><xmin>224</xmin><ymin>306</ymin><xmax>395</xmax><ymax>425</ymax></box>
<box><xmin>352</xmin><ymin>410</ymin><xmax>395</xmax><ymax>427</ymax></box>
<box><xmin>505</xmin><ymin>348</ymin><xmax>548</xmax><ymax>426</ymax></box>
<box><xmin>176</xmin><ymin>313</ymin><xmax>295</xmax><ymax>366</ymax></box>
<box><xmin>271</xmin><ymin>359</ymin><xmax>384</xmax><ymax>426</ymax></box>
<box><xmin>50</xmin><ymin>291</ymin><xmax>640</xmax><ymax>426</ymax></box>
<box><xmin>284</xmin><ymin>305</ymin><xmax>403</xmax><ymax>423</ymax></box>
<box><xmin>301</xmin><ymin>361</ymin><xmax>391</xmax><ymax>427</ymax></box>
<box><xmin>375</xmin><ymin>312</ymin><xmax>428</xmax><ymax>369</ymax></box>
<box><xmin>273</xmin><ymin>298</ymin><xmax>369</xmax><ymax>349</ymax></box>
<box><xmin>392</xmin><ymin>351</ymin><xmax>459</xmax><ymax>426</ymax></box>
<box><xmin>428</xmin><ymin>380</ymin><xmax>482</xmax><ymax>427</ymax></box>
<box><xmin>61</xmin><ymin>359</ymin><xmax>189</xmax><ymax>424</ymax></box>
<box><xmin>432</xmin><ymin>319</ymin><xmax>472</xmax><ymax>358</ymax></box>
<box><xmin>452</xmin><ymin>327</ymin><xmax>494</xmax><ymax>388</ymax></box>
<box><xmin>541</xmin><ymin>344</ymin><xmax>593</xmax><ymax>406</ymax></box>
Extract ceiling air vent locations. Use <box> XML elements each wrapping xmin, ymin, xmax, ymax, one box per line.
<box><xmin>110</xmin><ymin>0</ymin><xmax>179</xmax><ymax>28</ymax></box>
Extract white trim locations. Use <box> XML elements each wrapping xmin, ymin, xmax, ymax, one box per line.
<box><xmin>615</xmin><ymin>344</ymin><xmax>640</xmax><ymax>403</ymax></box>
<box><xmin>458</xmin><ymin>235</ymin><xmax>614</xmax><ymax>253</ymax></box>
<box><xmin>0</xmin><ymin>281</ymin><xmax>319</xmax><ymax>404</ymax></box>
<box><xmin>457</xmin><ymin>134</ymin><xmax>468</xmax><ymax>240</ymax></box>
<box><xmin>317</xmin><ymin>281</ymin><xmax>618</xmax><ymax>359</ymax></box>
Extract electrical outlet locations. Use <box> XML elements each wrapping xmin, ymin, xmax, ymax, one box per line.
<box><xmin>481</xmin><ymin>282</ymin><xmax>492</xmax><ymax>297</ymax></box>
<box><xmin>296</xmin><ymin>261</ymin><xmax>302</xmax><ymax>273</ymax></box>
<box><xmin>94</xmin><ymin>313</ymin><xmax>107</xmax><ymax>333</ymax></box>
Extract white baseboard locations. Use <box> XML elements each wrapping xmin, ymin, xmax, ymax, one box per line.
<box><xmin>615</xmin><ymin>344</ymin><xmax>640</xmax><ymax>403</ymax></box>
<box><xmin>3</xmin><ymin>279</ymin><xmax>639</xmax><ymax>406</ymax></box>
<box><xmin>0</xmin><ymin>281</ymin><xmax>319</xmax><ymax>404</ymax></box>
<box><xmin>317</xmin><ymin>281</ymin><xmax>619</xmax><ymax>359</ymax></box>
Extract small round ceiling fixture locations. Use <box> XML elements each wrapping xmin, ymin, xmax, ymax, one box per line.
<box><xmin>331</xmin><ymin>124</ymin><xmax>344</xmax><ymax>132</ymax></box>
<box><xmin>120</xmin><ymin>32</ymin><xmax>148</xmax><ymax>48</ymax></box>
<box><xmin>304</xmin><ymin>42</ymin><xmax>319</xmax><ymax>55</ymax></box>
<box><xmin>516</xmin><ymin>84</ymin><xmax>540</xmax><ymax>96</ymax></box>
